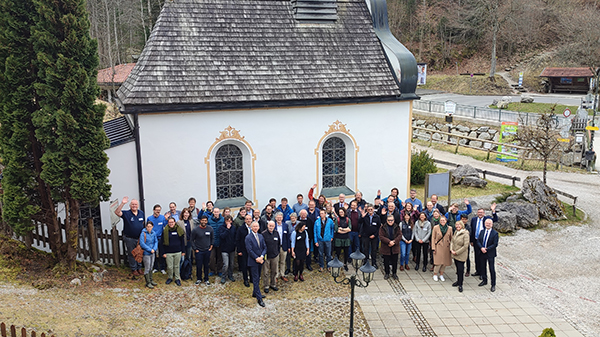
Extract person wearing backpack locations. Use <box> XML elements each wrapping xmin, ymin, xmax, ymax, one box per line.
<box><xmin>140</xmin><ymin>221</ymin><xmax>158</xmax><ymax>289</ymax></box>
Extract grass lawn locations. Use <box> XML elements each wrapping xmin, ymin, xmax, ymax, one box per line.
<box><xmin>420</xmin><ymin>74</ymin><xmax>512</xmax><ymax>95</ymax></box>
<box><xmin>490</xmin><ymin>102</ymin><xmax>581</xmax><ymax>114</ymax></box>
<box><xmin>411</xmin><ymin>179</ymin><xmax>520</xmax><ymax>204</ymax></box>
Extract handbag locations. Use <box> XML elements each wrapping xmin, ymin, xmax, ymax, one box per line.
<box><xmin>132</xmin><ymin>240</ymin><xmax>144</xmax><ymax>263</ymax></box>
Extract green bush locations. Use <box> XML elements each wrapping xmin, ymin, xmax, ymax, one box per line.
<box><xmin>411</xmin><ymin>150</ymin><xmax>437</xmax><ymax>185</ymax></box>
<box><xmin>538</xmin><ymin>328</ymin><xmax>556</xmax><ymax>337</ymax></box>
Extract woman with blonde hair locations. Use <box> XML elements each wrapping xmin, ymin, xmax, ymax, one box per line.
<box><xmin>450</xmin><ymin>220</ymin><xmax>470</xmax><ymax>292</ymax></box>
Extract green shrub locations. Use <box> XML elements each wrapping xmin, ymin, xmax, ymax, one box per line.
<box><xmin>538</xmin><ymin>328</ymin><xmax>556</xmax><ymax>337</ymax></box>
<box><xmin>411</xmin><ymin>150</ymin><xmax>437</xmax><ymax>185</ymax></box>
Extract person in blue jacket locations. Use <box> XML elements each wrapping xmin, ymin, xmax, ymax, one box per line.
<box><xmin>445</xmin><ymin>199</ymin><xmax>472</xmax><ymax>230</ymax></box>
<box><xmin>314</xmin><ymin>208</ymin><xmax>335</xmax><ymax>272</ymax></box>
<box><xmin>277</xmin><ymin>197</ymin><xmax>294</xmax><ymax>222</ymax></box>
<box><xmin>140</xmin><ymin>221</ymin><xmax>159</xmax><ymax>289</ymax></box>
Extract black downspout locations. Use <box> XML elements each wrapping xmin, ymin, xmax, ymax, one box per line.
<box><xmin>133</xmin><ymin>113</ymin><xmax>146</xmax><ymax>213</ymax></box>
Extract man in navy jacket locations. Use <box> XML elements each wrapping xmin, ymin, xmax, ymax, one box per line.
<box><xmin>236</xmin><ymin>214</ymin><xmax>253</xmax><ymax>287</ymax></box>
<box><xmin>245</xmin><ymin>221</ymin><xmax>267</xmax><ymax>307</ymax></box>
<box><xmin>470</xmin><ymin>203</ymin><xmax>497</xmax><ymax>278</ymax></box>
<box><xmin>476</xmin><ymin>219</ymin><xmax>499</xmax><ymax>292</ymax></box>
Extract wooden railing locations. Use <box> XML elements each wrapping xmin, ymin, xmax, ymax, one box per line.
<box><xmin>433</xmin><ymin>159</ymin><xmax>521</xmax><ymax>186</ymax></box>
<box><xmin>0</xmin><ymin>322</ymin><xmax>54</xmax><ymax>337</ymax></box>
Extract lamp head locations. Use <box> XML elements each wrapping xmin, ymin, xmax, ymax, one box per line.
<box><xmin>359</xmin><ymin>260</ymin><xmax>376</xmax><ymax>283</ymax></box>
<box><xmin>328</xmin><ymin>256</ymin><xmax>344</xmax><ymax>278</ymax></box>
<box><xmin>349</xmin><ymin>250</ymin><xmax>365</xmax><ymax>270</ymax></box>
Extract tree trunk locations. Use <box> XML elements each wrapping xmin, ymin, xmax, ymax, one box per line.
<box><xmin>489</xmin><ymin>0</ymin><xmax>499</xmax><ymax>81</ymax></box>
<box><xmin>64</xmin><ymin>198</ymin><xmax>80</xmax><ymax>269</ymax></box>
<box><xmin>543</xmin><ymin>157</ymin><xmax>548</xmax><ymax>184</ymax></box>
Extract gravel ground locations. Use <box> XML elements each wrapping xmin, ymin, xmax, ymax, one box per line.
<box><xmin>415</xmin><ymin>144</ymin><xmax>600</xmax><ymax>336</ymax></box>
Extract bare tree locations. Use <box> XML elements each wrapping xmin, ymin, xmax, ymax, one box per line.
<box><xmin>516</xmin><ymin>107</ymin><xmax>562</xmax><ymax>184</ymax></box>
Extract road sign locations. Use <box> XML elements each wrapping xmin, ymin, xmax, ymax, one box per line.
<box><xmin>518</xmin><ymin>72</ymin><xmax>523</xmax><ymax>86</ymax></box>
<box><xmin>563</xmin><ymin>108</ymin><xmax>571</xmax><ymax>118</ymax></box>
<box><xmin>586</xmin><ymin>126</ymin><xmax>599</xmax><ymax>131</ymax></box>
<box><xmin>444</xmin><ymin>101</ymin><xmax>456</xmax><ymax>114</ymax></box>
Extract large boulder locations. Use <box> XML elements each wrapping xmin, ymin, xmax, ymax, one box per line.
<box><xmin>494</xmin><ymin>211</ymin><xmax>517</xmax><ymax>233</ymax></box>
<box><xmin>521</xmin><ymin>177</ymin><xmax>566</xmax><ymax>221</ymax></box>
<box><xmin>461</xmin><ymin>176</ymin><xmax>488</xmax><ymax>188</ymax></box>
<box><xmin>496</xmin><ymin>201</ymin><xmax>539</xmax><ymax>228</ymax></box>
<box><xmin>497</xmin><ymin>101</ymin><xmax>510</xmax><ymax>109</ymax></box>
<box><xmin>449</xmin><ymin>164</ymin><xmax>480</xmax><ymax>184</ymax></box>
<box><xmin>520</xmin><ymin>95</ymin><xmax>534</xmax><ymax>103</ymax></box>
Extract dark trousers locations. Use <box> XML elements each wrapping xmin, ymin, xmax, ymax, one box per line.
<box><xmin>414</xmin><ymin>241</ymin><xmax>428</xmax><ymax>267</ymax></box>
<box><xmin>466</xmin><ymin>246</ymin><xmax>471</xmax><ymax>273</ymax></box>
<box><xmin>124</xmin><ymin>236</ymin><xmax>142</xmax><ymax>271</ymax></box>
<box><xmin>362</xmin><ymin>236</ymin><xmax>378</xmax><ymax>265</ymax></box>
<box><xmin>238</xmin><ymin>252</ymin><xmax>249</xmax><ymax>282</ymax></box>
<box><xmin>382</xmin><ymin>253</ymin><xmax>398</xmax><ymax>276</ymax></box>
<box><xmin>334</xmin><ymin>245</ymin><xmax>350</xmax><ymax>264</ymax></box>
<box><xmin>154</xmin><ymin>241</ymin><xmax>166</xmax><ymax>271</ymax></box>
<box><xmin>209</xmin><ymin>246</ymin><xmax>223</xmax><ymax>273</ymax></box>
<box><xmin>481</xmin><ymin>253</ymin><xmax>496</xmax><ymax>286</ymax></box>
<box><xmin>473</xmin><ymin>244</ymin><xmax>482</xmax><ymax>274</ymax></box>
<box><xmin>249</xmin><ymin>264</ymin><xmax>263</xmax><ymax>298</ymax></box>
<box><xmin>349</xmin><ymin>232</ymin><xmax>360</xmax><ymax>254</ymax></box>
<box><xmin>306</xmin><ymin>237</ymin><xmax>315</xmax><ymax>267</ymax></box>
<box><xmin>454</xmin><ymin>259</ymin><xmax>465</xmax><ymax>286</ymax></box>
<box><xmin>195</xmin><ymin>250</ymin><xmax>211</xmax><ymax>282</ymax></box>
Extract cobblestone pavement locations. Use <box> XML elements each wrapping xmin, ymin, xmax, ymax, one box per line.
<box><xmin>356</xmin><ymin>256</ymin><xmax>585</xmax><ymax>337</ymax></box>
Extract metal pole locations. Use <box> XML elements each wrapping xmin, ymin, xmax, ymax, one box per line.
<box><xmin>349</xmin><ymin>275</ymin><xmax>356</xmax><ymax>337</ymax></box>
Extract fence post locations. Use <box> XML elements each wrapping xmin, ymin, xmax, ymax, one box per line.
<box><xmin>572</xmin><ymin>197</ymin><xmax>577</xmax><ymax>217</ymax></box>
<box><xmin>473</xmin><ymin>106</ymin><xmax>477</xmax><ymax>119</ymax></box>
<box><xmin>429</xmin><ymin>101</ymin><xmax>432</xmax><ymax>112</ymax></box>
<box><xmin>88</xmin><ymin>218</ymin><xmax>98</xmax><ymax>263</ymax></box>
<box><xmin>526</xmin><ymin>112</ymin><xmax>529</xmax><ymax>126</ymax></box>
<box><xmin>111</xmin><ymin>226</ymin><xmax>120</xmax><ymax>267</ymax></box>
<box><xmin>482</xmin><ymin>170</ymin><xmax>487</xmax><ymax>180</ymax></box>
<box><xmin>498</xmin><ymin>109</ymin><xmax>502</xmax><ymax>122</ymax></box>
<box><xmin>1</xmin><ymin>322</ymin><xmax>6</xmax><ymax>337</ymax></box>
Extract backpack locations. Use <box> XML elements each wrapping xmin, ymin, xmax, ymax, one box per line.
<box><xmin>180</xmin><ymin>258</ymin><xmax>192</xmax><ymax>280</ymax></box>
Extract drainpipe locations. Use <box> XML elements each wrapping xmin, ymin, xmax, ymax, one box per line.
<box><xmin>133</xmin><ymin>112</ymin><xmax>146</xmax><ymax>213</ymax></box>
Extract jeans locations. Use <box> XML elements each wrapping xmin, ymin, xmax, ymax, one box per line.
<box><xmin>400</xmin><ymin>241</ymin><xmax>412</xmax><ymax>266</ymax></box>
<box><xmin>165</xmin><ymin>252</ymin><xmax>182</xmax><ymax>280</ymax></box>
<box><xmin>317</xmin><ymin>240</ymin><xmax>332</xmax><ymax>269</ymax></box>
<box><xmin>195</xmin><ymin>250</ymin><xmax>211</xmax><ymax>282</ymax></box>
<box><xmin>349</xmin><ymin>232</ymin><xmax>360</xmax><ymax>254</ymax></box>
<box><xmin>123</xmin><ymin>236</ymin><xmax>142</xmax><ymax>271</ymax></box>
<box><xmin>142</xmin><ymin>254</ymin><xmax>155</xmax><ymax>275</ymax></box>
<box><xmin>221</xmin><ymin>251</ymin><xmax>234</xmax><ymax>278</ymax></box>
<box><xmin>362</xmin><ymin>236</ymin><xmax>378</xmax><ymax>266</ymax></box>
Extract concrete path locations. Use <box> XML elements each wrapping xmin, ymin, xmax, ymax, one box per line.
<box><xmin>356</xmin><ymin>261</ymin><xmax>584</xmax><ymax>337</ymax></box>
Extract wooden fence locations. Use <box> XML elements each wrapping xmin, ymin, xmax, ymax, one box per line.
<box><xmin>0</xmin><ymin>323</ymin><xmax>54</xmax><ymax>337</ymax></box>
<box><xmin>25</xmin><ymin>218</ymin><xmax>127</xmax><ymax>267</ymax></box>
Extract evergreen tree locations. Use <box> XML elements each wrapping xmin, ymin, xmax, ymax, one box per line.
<box><xmin>0</xmin><ymin>0</ymin><xmax>111</xmax><ymax>267</ymax></box>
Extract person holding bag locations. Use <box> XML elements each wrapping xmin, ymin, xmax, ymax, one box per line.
<box><xmin>140</xmin><ymin>221</ymin><xmax>158</xmax><ymax>289</ymax></box>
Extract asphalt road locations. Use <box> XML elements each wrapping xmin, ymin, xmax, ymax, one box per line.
<box><xmin>418</xmin><ymin>92</ymin><xmax>585</xmax><ymax>107</ymax></box>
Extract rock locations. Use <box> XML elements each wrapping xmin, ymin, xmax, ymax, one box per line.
<box><xmin>501</xmin><ymin>96</ymin><xmax>513</xmax><ymax>102</ymax></box>
<box><xmin>488</xmin><ymin>129</ymin><xmax>497</xmax><ymax>135</ymax></box>
<box><xmin>70</xmin><ymin>278</ymin><xmax>82</xmax><ymax>286</ymax></box>
<box><xmin>456</xmin><ymin>125</ymin><xmax>470</xmax><ymax>133</ymax></box>
<box><xmin>470</xmin><ymin>140</ymin><xmax>483</xmax><ymax>148</ymax></box>
<box><xmin>449</xmin><ymin>164</ymin><xmax>480</xmax><ymax>184</ymax></box>
<box><xmin>432</xmin><ymin>133</ymin><xmax>443</xmax><ymax>141</ymax></box>
<box><xmin>505</xmin><ymin>67</ymin><xmax>511</xmax><ymax>72</ymax></box>
<box><xmin>478</xmin><ymin>132</ymin><xmax>493</xmax><ymax>140</ymax></box>
<box><xmin>494</xmin><ymin>212</ymin><xmax>517</xmax><ymax>233</ymax></box>
<box><xmin>521</xmin><ymin>176</ymin><xmax>566</xmax><ymax>221</ymax></box>
<box><xmin>91</xmin><ymin>265</ymin><xmax>101</xmax><ymax>272</ymax></box>
<box><xmin>520</xmin><ymin>95</ymin><xmax>534</xmax><ymax>103</ymax></box>
<box><xmin>460</xmin><ymin>176</ymin><xmax>488</xmax><ymax>188</ymax></box>
<box><xmin>459</xmin><ymin>138</ymin><xmax>469</xmax><ymax>146</ymax></box>
<box><xmin>426</xmin><ymin>124</ymin><xmax>436</xmax><ymax>130</ymax></box>
<box><xmin>491</xmin><ymin>99</ymin><xmax>499</xmax><ymax>106</ymax></box>
<box><xmin>497</xmin><ymin>101</ymin><xmax>509</xmax><ymax>109</ymax></box>
<box><xmin>506</xmin><ymin>194</ymin><xmax>520</xmax><ymax>202</ymax></box>
<box><xmin>434</xmin><ymin>123</ymin><xmax>446</xmax><ymax>130</ymax></box>
<box><xmin>415</xmin><ymin>119</ymin><xmax>426</xmax><ymax>126</ymax></box>
<box><xmin>493</xmin><ymin>133</ymin><xmax>499</xmax><ymax>142</ymax></box>
<box><xmin>496</xmin><ymin>201</ymin><xmax>539</xmax><ymax>228</ymax></box>
<box><xmin>468</xmin><ymin>131</ymin><xmax>478</xmax><ymax>138</ymax></box>
<box><xmin>450</xmin><ymin>129</ymin><xmax>468</xmax><ymax>137</ymax></box>
<box><xmin>93</xmin><ymin>270</ymin><xmax>108</xmax><ymax>282</ymax></box>
<box><xmin>448</xmin><ymin>137</ymin><xmax>458</xmax><ymax>145</ymax></box>
<box><xmin>477</xmin><ymin>126</ymin><xmax>490</xmax><ymax>133</ymax></box>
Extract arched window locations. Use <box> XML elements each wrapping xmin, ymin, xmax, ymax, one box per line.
<box><xmin>322</xmin><ymin>137</ymin><xmax>346</xmax><ymax>188</ymax></box>
<box><xmin>215</xmin><ymin>144</ymin><xmax>244</xmax><ymax>200</ymax></box>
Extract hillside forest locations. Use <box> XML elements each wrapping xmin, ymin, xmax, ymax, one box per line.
<box><xmin>89</xmin><ymin>0</ymin><xmax>600</xmax><ymax>77</ymax></box>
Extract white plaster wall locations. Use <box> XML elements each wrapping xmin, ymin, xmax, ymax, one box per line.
<box><xmin>134</xmin><ymin>101</ymin><xmax>413</xmax><ymax>212</ymax></box>
<box><xmin>99</xmin><ymin>141</ymin><xmax>139</xmax><ymax>231</ymax></box>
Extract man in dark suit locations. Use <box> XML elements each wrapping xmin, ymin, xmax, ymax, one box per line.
<box><xmin>245</xmin><ymin>221</ymin><xmax>267</xmax><ymax>307</ymax></box>
<box><xmin>360</xmin><ymin>204</ymin><xmax>381</xmax><ymax>268</ymax></box>
<box><xmin>470</xmin><ymin>204</ymin><xmax>497</xmax><ymax>278</ymax></box>
<box><xmin>430</xmin><ymin>194</ymin><xmax>446</xmax><ymax>215</ymax></box>
<box><xmin>236</xmin><ymin>214</ymin><xmax>253</xmax><ymax>287</ymax></box>
<box><xmin>476</xmin><ymin>219</ymin><xmax>499</xmax><ymax>292</ymax></box>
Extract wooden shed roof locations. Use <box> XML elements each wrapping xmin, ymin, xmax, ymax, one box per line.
<box><xmin>117</xmin><ymin>0</ymin><xmax>404</xmax><ymax>113</ymax></box>
<box><xmin>98</xmin><ymin>63</ymin><xmax>136</xmax><ymax>85</ymax></box>
<box><xmin>539</xmin><ymin>67</ymin><xmax>595</xmax><ymax>78</ymax></box>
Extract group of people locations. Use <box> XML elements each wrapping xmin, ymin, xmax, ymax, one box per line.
<box><xmin>115</xmin><ymin>186</ymin><xmax>500</xmax><ymax>307</ymax></box>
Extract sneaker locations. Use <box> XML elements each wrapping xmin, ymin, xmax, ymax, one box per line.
<box><xmin>228</xmin><ymin>276</ymin><xmax>235</xmax><ymax>282</ymax></box>
<box><xmin>205</xmin><ymin>280</ymin><xmax>211</xmax><ymax>285</ymax></box>
<box><xmin>152</xmin><ymin>269</ymin><xmax>158</xmax><ymax>273</ymax></box>
<box><xmin>433</xmin><ymin>275</ymin><xmax>439</xmax><ymax>282</ymax></box>
<box><xmin>208</xmin><ymin>272</ymin><xmax>215</xmax><ymax>276</ymax></box>
<box><xmin>175</xmin><ymin>279</ymin><xmax>181</xmax><ymax>286</ymax></box>
<box><xmin>160</xmin><ymin>270</ymin><xmax>166</xmax><ymax>275</ymax></box>
<box><xmin>384</xmin><ymin>274</ymin><xmax>390</xmax><ymax>280</ymax></box>
<box><xmin>195</xmin><ymin>280</ymin><xmax>202</xmax><ymax>285</ymax></box>
<box><xmin>439</xmin><ymin>275</ymin><xmax>445</xmax><ymax>282</ymax></box>
<box><xmin>392</xmin><ymin>274</ymin><xmax>399</xmax><ymax>280</ymax></box>
<box><xmin>221</xmin><ymin>277</ymin><xmax>226</xmax><ymax>284</ymax></box>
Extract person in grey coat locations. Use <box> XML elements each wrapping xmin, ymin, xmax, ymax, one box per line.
<box><xmin>413</xmin><ymin>212</ymin><xmax>431</xmax><ymax>272</ymax></box>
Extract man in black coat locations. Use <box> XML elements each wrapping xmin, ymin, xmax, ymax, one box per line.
<box><xmin>470</xmin><ymin>204</ymin><xmax>497</xmax><ymax>278</ymax></box>
<box><xmin>360</xmin><ymin>204</ymin><xmax>381</xmax><ymax>268</ymax></box>
<box><xmin>245</xmin><ymin>221</ymin><xmax>267</xmax><ymax>307</ymax></box>
<box><xmin>476</xmin><ymin>219</ymin><xmax>499</xmax><ymax>292</ymax></box>
<box><xmin>236</xmin><ymin>214</ymin><xmax>253</xmax><ymax>287</ymax></box>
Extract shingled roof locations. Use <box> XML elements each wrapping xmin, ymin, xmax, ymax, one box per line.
<box><xmin>98</xmin><ymin>63</ymin><xmax>136</xmax><ymax>86</ymax></box>
<box><xmin>539</xmin><ymin>67</ymin><xmax>595</xmax><ymax>78</ymax></box>
<box><xmin>117</xmin><ymin>0</ymin><xmax>406</xmax><ymax>113</ymax></box>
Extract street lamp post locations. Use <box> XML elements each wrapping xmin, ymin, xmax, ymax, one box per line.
<box><xmin>327</xmin><ymin>250</ymin><xmax>376</xmax><ymax>337</ymax></box>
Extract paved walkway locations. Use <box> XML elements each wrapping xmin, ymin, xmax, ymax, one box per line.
<box><xmin>356</xmin><ymin>261</ymin><xmax>584</xmax><ymax>337</ymax></box>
